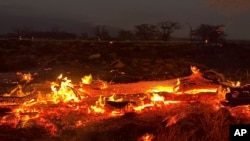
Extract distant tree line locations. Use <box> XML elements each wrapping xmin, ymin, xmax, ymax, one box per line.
<box><xmin>0</xmin><ymin>21</ymin><xmax>226</xmax><ymax>43</ymax></box>
<box><xmin>2</xmin><ymin>26</ymin><xmax>77</xmax><ymax>40</ymax></box>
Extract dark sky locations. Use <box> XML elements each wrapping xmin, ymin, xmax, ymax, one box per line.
<box><xmin>0</xmin><ymin>0</ymin><xmax>250</xmax><ymax>39</ymax></box>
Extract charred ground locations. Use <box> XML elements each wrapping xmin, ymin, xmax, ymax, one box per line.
<box><xmin>0</xmin><ymin>40</ymin><xmax>250</xmax><ymax>141</ymax></box>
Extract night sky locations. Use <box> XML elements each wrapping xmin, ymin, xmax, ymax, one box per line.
<box><xmin>0</xmin><ymin>0</ymin><xmax>250</xmax><ymax>39</ymax></box>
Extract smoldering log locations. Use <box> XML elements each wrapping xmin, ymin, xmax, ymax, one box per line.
<box><xmin>162</xmin><ymin>92</ymin><xmax>219</xmax><ymax>101</ymax></box>
<box><xmin>82</xmin><ymin>76</ymin><xmax>219</xmax><ymax>96</ymax></box>
<box><xmin>0</xmin><ymin>74</ymin><xmax>220</xmax><ymax>108</ymax></box>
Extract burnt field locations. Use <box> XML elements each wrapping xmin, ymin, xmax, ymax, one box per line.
<box><xmin>1</xmin><ymin>40</ymin><xmax>250</xmax><ymax>82</ymax></box>
<box><xmin>0</xmin><ymin>40</ymin><xmax>250</xmax><ymax>141</ymax></box>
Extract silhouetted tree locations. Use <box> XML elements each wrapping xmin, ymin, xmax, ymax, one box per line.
<box><xmin>135</xmin><ymin>24</ymin><xmax>159</xmax><ymax>40</ymax></box>
<box><xmin>186</xmin><ymin>22</ymin><xmax>193</xmax><ymax>42</ymax></box>
<box><xmin>117</xmin><ymin>30</ymin><xmax>134</xmax><ymax>40</ymax></box>
<box><xmin>157</xmin><ymin>21</ymin><xmax>181</xmax><ymax>40</ymax></box>
<box><xmin>192</xmin><ymin>24</ymin><xmax>226</xmax><ymax>43</ymax></box>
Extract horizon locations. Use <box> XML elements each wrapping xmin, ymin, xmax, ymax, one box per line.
<box><xmin>1</xmin><ymin>0</ymin><xmax>250</xmax><ymax>40</ymax></box>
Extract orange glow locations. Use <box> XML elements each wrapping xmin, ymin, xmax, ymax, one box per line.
<box><xmin>16</xmin><ymin>72</ymin><xmax>33</xmax><ymax>83</ymax></box>
<box><xmin>163</xmin><ymin>100</ymin><xmax>180</xmax><ymax>105</ymax></box>
<box><xmin>232</xmin><ymin>81</ymin><xmax>241</xmax><ymax>87</ymax></box>
<box><xmin>110</xmin><ymin>110</ymin><xmax>125</xmax><ymax>117</ymax></box>
<box><xmin>90</xmin><ymin>105</ymin><xmax>105</xmax><ymax>113</ymax></box>
<box><xmin>81</xmin><ymin>74</ymin><xmax>92</xmax><ymax>85</ymax></box>
<box><xmin>3</xmin><ymin>85</ymin><xmax>26</xmax><ymax>97</ymax></box>
<box><xmin>147</xmin><ymin>79</ymin><xmax>180</xmax><ymax>93</ymax></box>
<box><xmin>100</xmin><ymin>80</ymin><xmax>108</xmax><ymax>89</ymax></box>
<box><xmin>90</xmin><ymin>96</ymin><xmax>105</xmax><ymax>113</ymax></box>
<box><xmin>184</xmin><ymin>88</ymin><xmax>218</xmax><ymax>94</ymax></box>
<box><xmin>133</xmin><ymin>103</ymin><xmax>154</xmax><ymax>112</ymax></box>
<box><xmin>0</xmin><ymin>67</ymin><xmax>234</xmax><ymax>136</ymax></box>
<box><xmin>108</xmin><ymin>94</ymin><xmax>123</xmax><ymax>102</ymax></box>
<box><xmin>138</xmin><ymin>133</ymin><xmax>155</xmax><ymax>141</ymax></box>
<box><xmin>190</xmin><ymin>66</ymin><xmax>200</xmax><ymax>74</ymax></box>
<box><xmin>150</xmin><ymin>93</ymin><xmax>164</xmax><ymax>102</ymax></box>
<box><xmin>50</xmin><ymin>74</ymin><xmax>80</xmax><ymax>103</ymax></box>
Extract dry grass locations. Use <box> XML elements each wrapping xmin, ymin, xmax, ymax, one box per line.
<box><xmin>155</xmin><ymin>105</ymin><xmax>239</xmax><ymax>141</ymax></box>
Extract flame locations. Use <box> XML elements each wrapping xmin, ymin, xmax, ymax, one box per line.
<box><xmin>3</xmin><ymin>84</ymin><xmax>30</xmax><ymax>97</ymax></box>
<box><xmin>108</xmin><ymin>94</ymin><xmax>123</xmax><ymax>102</ymax></box>
<box><xmin>184</xmin><ymin>88</ymin><xmax>218</xmax><ymax>94</ymax></box>
<box><xmin>0</xmin><ymin>68</ymin><xmax>233</xmax><ymax>136</ymax></box>
<box><xmin>232</xmin><ymin>81</ymin><xmax>241</xmax><ymax>87</ymax></box>
<box><xmin>133</xmin><ymin>103</ymin><xmax>154</xmax><ymax>112</ymax></box>
<box><xmin>90</xmin><ymin>96</ymin><xmax>105</xmax><ymax>113</ymax></box>
<box><xmin>138</xmin><ymin>133</ymin><xmax>155</xmax><ymax>141</ymax></box>
<box><xmin>111</xmin><ymin>110</ymin><xmax>125</xmax><ymax>117</ymax></box>
<box><xmin>190</xmin><ymin>66</ymin><xmax>200</xmax><ymax>74</ymax></box>
<box><xmin>81</xmin><ymin>74</ymin><xmax>92</xmax><ymax>85</ymax></box>
<box><xmin>150</xmin><ymin>93</ymin><xmax>164</xmax><ymax>102</ymax></box>
<box><xmin>16</xmin><ymin>72</ymin><xmax>33</xmax><ymax>83</ymax></box>
<box><xmin>100</xmin><ymin>80</ymin><xmax>108</xmax><ymax>89</ymax></box>
<box><xmin>50</xmin><ymin>74</ymin><xmax>80</xmax><ymax>103</ymax></box>
<box><xmin>148</xmin><ymin>79</ymin><xmax>180</xmax><ymax>93</ymax></box>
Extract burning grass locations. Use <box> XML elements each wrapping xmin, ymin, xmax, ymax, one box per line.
<box><xmin>0</xmin><ymin>67</ymin><xmax>249</xmax><ymax>141</ymax></box>
<box><xmin>0</xmin><ymin>67</ymin><xmax>230</xmax><ymax>140</ymax></box>
<box><xmin>1</xmin><ymin>40</ymin><xmax>250</xmax><ymax>140</ymax></box>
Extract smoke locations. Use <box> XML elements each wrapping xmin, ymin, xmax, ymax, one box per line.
<box><xmin>204</xmin><ymin>0</ymin><xmax>250</xmax><ymax>30</ymax></box>
<box><xmin>205</xmin><ymin>0</ymin><xmax>250</xmax><ymax>19</ymax></box>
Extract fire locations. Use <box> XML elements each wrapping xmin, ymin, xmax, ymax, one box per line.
<box><xmin>108</xmin><ymin>94</ymin><xmax>123</xmax><ymax>102</ymax></box>
<box><xmin>99</xmin><ymin>80</ymin><xmax>108</xmax><ymax>89</ymax></box>
<box><xmin>81</xmin><ymin>74</ymin><xmax>92</xmax><ymax>84</ymax></box>
<box><xmin>148</xmin><ymin>79</ymin><xmax>180</xmax><ymax>93</ymax></box>
<box><xmin>133</xmin><ymin>103</ymin><xmax>154</xmax><ymax>112</ymax></box>
<box><xmin>3</xmin><ymin>85</ymin><xmax>26</xmax><ymax>97</ymax></box>
<box><xmin>90</xmin><ymin>96</ymin><xmax>106</xmax><ymax>113</ymax></box>
<box><xmin>150</xmin><ymin>93</ymin><xmax>164</xmax><ymax>102</ymax></box>
<box><xmin>184</xmin><ymin>88</ymin><xmax>218</xmax><ymax>94</ymax></box>
<box><xmin>138</xmin><ymin>133</ymin><xmax>155</xmax><ymax>141</ymax></box>
<box><xmin>16</xmin><ymin>72</ymin><xmax>34</xmax><ymax>83</ymax></box>
<box><xmin>190</xmin><ymin>66</ymin><xmax>200</xmax><ymax>74</ymax></box>
<box><xmin>231</xmin><ymin>81</ymin><xmax>241</xmax><ymax>87</ymax></box>
<box><xmin>50</xmin><ymin>74</ymin><xmax>80</xmax><ymax>103</ymax></box>
<box><xmin>0</xmin><ymin>66</ymin><xmax>239</xmax><ymax>137</ymax></box>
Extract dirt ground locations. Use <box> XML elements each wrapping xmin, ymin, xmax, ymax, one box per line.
<box><xmin>1</xmin><ymin>40</ymin><xmax>250</xmax><ymax>83</ymax></box>
<box><xmin>0</xmin><ymin>40</ymin><xmax>250</xmax><ymax>141</ymax></box>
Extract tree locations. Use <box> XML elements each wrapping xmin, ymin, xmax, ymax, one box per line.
<box><xmin>117</xmin><ymin>30</ymin><xmax>134</xmax><ymax>40</ymax></box>
<box><xmin>134</xmin><ymin>24</ymin><xmax>158</xmax><ymax>40</ymax></box>
<box><xmin>192</xmin><ymin>24</ymin><xmax>226</xmax><ymax>43</ymax></box>
<box><xmin>157</xmin><ymin>21</ymin><xmax>181</xmax><ymax>40</ymax></box>
<box><xmin>186</xmin><ymin>22</ymin><xmax>193</xmax><ymax>42</ymax></box>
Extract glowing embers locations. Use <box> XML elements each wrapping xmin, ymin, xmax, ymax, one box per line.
<box><xmin>90</xmin><ymin>96</ymin><xmax>106</xmax><ymax>113</ymax></box>
<box><xmin>107</xmin><ymin>94</ymin><xmax>123</xmax><ymax>102</ymax></box>
<box><xmin>229</xmin><ymin>105</ymin><xmax>250</xmax><ymax>118</ymax></box>
<box><xmin>150</xmin><ymin>93</ymin><xmax>164</xmax><ymax>102</ymax></box>
<box><xmin>147</xmin><ymin>79</ymin><xmax>180</xmax><ymax>93</ymax></box>
<box><xmin>16</xmin><ymin>72</ymin><xmax>35</xmax><ymax>83</ymax></box>
<box><xmin>0</xmin><ymin>66</ymin><xmax>224</xmax><ymax>136</ymax></box>
<box><xmin>184</xmin><ymin>88</ymin><xmax>218</xmax><ymax>94</ymax></box>
<box><xmin>90</xmin><ymin>94</ymin><xmax>126</xmax><ymax>114</ymax></box>
<box><xmin>138</xmin><ymin>133</ymin><xmax>155</xmax><ymax>141</ymax></box>
<box><xmin>133</xmin><ymin>93</ymin><xmax>180</xmax><ymax>112</ymax></box>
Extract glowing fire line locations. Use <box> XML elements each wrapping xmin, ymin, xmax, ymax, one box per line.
<box><xmin>0</xmin><ymin>66</ymin><xmax>226</xmax><ymax>136</ymax></box>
